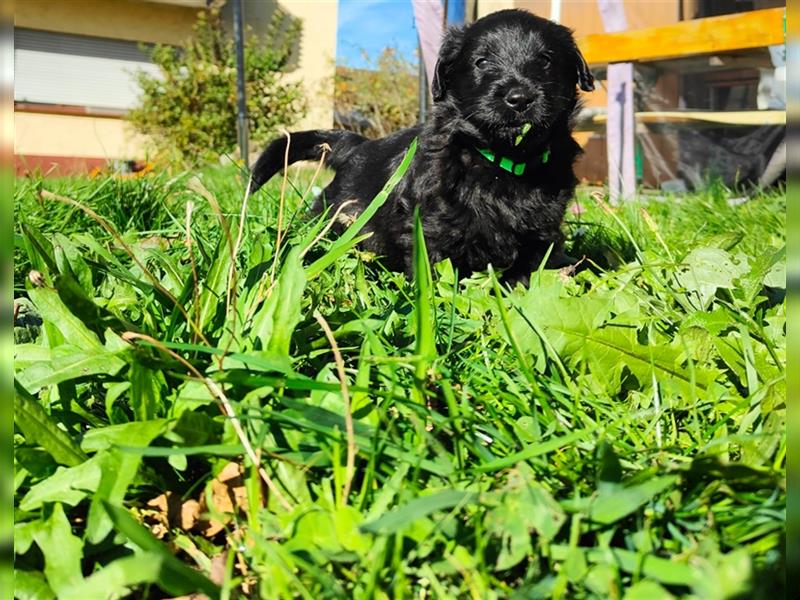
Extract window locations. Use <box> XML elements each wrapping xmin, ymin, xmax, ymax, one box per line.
<box><xmin>14</xmin><ymin>28</ymin><xmax>159</xmax><ymax>110</ymax></box>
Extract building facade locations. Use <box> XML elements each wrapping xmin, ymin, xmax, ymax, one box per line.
<box><xmin>13</xmin><ymin>0</ymin><xmax>338</xmax><ymax>175</ymax></box>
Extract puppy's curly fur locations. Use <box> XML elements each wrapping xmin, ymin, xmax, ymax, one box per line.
<box><xmin>251</xmin><ymin>9</ymin><xmax>594</xmax><ymax>282</ymax></box>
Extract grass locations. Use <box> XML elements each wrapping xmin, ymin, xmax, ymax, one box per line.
<box><xmin>13</xmin><ymin>154</ymin><xmax>785</xmax><ymax>599</ymax></box>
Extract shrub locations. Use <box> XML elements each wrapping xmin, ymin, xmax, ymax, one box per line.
<box><xmin>127</xmin><ymin>8</ymin><xmax>306</xmax><ymax>166</ymax></box>
<box><xmin>333</xmin><ymin>47</ymin><xmax>419</xmax><ymax>137</ymax></box>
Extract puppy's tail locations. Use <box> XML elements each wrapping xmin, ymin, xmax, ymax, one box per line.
<box><xmin>249</xmin><ymin>129</ymin><xmax>365</xmax><ymax>192</ymax></box>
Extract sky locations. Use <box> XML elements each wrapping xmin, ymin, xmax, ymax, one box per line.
<box><xmin>336</xmin><ymin>0</ymin><xmax>420</xmax><ymax>69</ymax></box>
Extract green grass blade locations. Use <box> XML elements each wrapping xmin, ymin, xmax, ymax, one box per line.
<box><xmin>305</xmin><ymin>138</ymin><xmax>417</xmax><ymax>278</ymax></box>
<box><xmin>412</xmin><ymin>206</ymin><xmax>436</xmax><ymax>403</ymax></box>
<box><xmin>472</xmin><ymin>429</ymin><xmax>591</xmax><ymax>474</ymax></box>
<box><xmin>304</xmin><ymin>233</ymin><xmax>373</xmax><ymax>279</ymax></box>
<box><xmin>130</xmin><ymin>338</ymin><xmax>294</xmax><ymax>373</ymax></box>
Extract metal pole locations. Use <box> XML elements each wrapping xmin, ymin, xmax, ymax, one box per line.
<box><xmin>232</xmin><ymin>0</ymin><xmax>249</xmax><ymax>163</ymax></box>
<box><xmin>418</xmin><ymin>37</ymin><xmax>427</xmax><ymax>123</ymax></box>
<box><xmin>550</xmin><ymin>0</ymin><xmax>562</xmax><ymax>23</ymax></box>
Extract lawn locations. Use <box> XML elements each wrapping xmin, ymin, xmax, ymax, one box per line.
<box><xmin>13</xmin><ymin>150</ymin><xmax>786</xmax><ymax>599</ymax></box>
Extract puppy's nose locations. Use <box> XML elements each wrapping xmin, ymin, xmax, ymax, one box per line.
<box><xmin>504</xmin><ymin>88</ymin><xmax>533</xmax><ymax>111</ymax></box>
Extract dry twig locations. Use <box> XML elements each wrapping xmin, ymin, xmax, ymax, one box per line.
<box><xmin>122</xmin><ymin>331</ymin><xmax>292</xmax><ymax>511</ymax></box>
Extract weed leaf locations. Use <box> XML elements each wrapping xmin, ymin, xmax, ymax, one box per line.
<box><xmin>13</xmin><ymin>570</ymin><xmax>55</xmax><ymax>600</ymax></box>
<box><xmin>361</xmin><ymin>490</ymin><xmax>478</xmax><ymax>535</ymax></box>
<box><xmin>587</xmin><ymin>475</ymin><xmax>679</xmax><ymax>524</ymax></box>
<box><xmin>250</xmin><ymin>245</ymin><xmax>306</xmax><ymax>356</ymax></box>
<box><xmin>130</xmin><ymin>361</ymin><xmax>165</xmax><ymax>421</ymax></box>
<box><xmin>549</xmin><ymin>544</ymin><xmax>695</xmax><ymax>586</ymax></box>
<box><xmin>17</xmin><ymin>348</ymin><xmax>125</xmax><ymax>393</ymax></box>
<box><xmin>20</xmin><ymin>455</ymin><xmax>103</xmax><ymax>511</ymax></box>
<box><xmin>32</xmin><ymin>503</ymin><xmax>84</xmax><ymax>594</ymax></box>
<box><xmin>14</xmin><ymin>380</ymin><xmax>87</xmax><ymax>467</ymax></box>
<box><xmin>59</xmin><ymin>553</ymin><xmax>166</xmax><ymax>600</ymax></box>
<box><xmin>675</xmin><ymin>247</ymin><xmax>749</xmax><ymax>310</ymax></box>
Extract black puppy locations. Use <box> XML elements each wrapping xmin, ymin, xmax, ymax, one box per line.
<box><xmin>250</xmin><ymin>9</ymin><xmax>594</xmax><ymax>282</ymax></box>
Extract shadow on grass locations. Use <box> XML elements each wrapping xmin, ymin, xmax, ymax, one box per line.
<box><xmin>564</xmin><ymin>219</ymin><xmax>638</xmax><ymax>273</ymax></box>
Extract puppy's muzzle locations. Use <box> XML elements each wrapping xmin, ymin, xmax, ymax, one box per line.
<box><xmin>504</xmin><ymin>87</ymin><xmax>534</xmax><ymax>112</ymax></box>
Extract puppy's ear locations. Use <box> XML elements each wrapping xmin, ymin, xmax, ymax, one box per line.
<box><xmin>574</xmin><ymin>43</ymin><xmax>595</xmax><ymax>92</ymax></box>
<box><xmin>431</xmin><ymin>26</ymin><xmax>466</xmax><ymax>102</ymax></box>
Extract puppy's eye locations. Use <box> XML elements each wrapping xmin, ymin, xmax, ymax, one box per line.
<box><xmin>539</xmin><ymin>53</ymin><xmax>553</xmax><ymax>67</ymax></box>
<box><xmin>475</xmin><ymin>57</ymin><xmax>489</xmax><ymax>69</ymax></box>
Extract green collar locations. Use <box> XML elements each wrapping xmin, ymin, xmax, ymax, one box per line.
<box><xmin>475</xmin><ymin>146</ymin><xmax>551</xmax><ymax>176</ymax></box>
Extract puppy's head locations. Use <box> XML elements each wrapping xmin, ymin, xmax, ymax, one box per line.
<box><xmin>432</xmin><ymin>10</ymin><xmax>593</xmax><ymax>144</ymax></box>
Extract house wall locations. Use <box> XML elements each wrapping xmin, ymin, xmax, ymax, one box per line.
<box><xmin>14</xmin><ymin>0</ymin><xmax>199</xmax><ymax>45</ymax></box>
<box><xmin>14</xmin><ymin>0</ymin><xmax>338</xmax><ymax>173</ymax></box>
<box><xmin>228</xmin><ymin>0</ymin><xmax>338</xmax><ymax>134</ymax></box>
<box><xmin>15</xmin><ymin>112</ymin><xmax>150</xmax><ymax>160</ymax></box>
<box><xmin>476</xmin><ymin>0</ymin><xmax>515</xmax><ymax>19</ymax></box>
<box><xmin>281</xmin><ymin>1</ymin><xmax>338</xmax><ymax>131</ymax></box>
<box><xmin>514</xmin><ymin>0</ymin><xmax>680</xmax><ymax>34</ymax></box>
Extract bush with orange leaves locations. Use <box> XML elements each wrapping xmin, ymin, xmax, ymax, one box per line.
<box><xmin>333</xmin><ymin>47</ymin><xmax>419</xmax><ymax>138</ymax></box>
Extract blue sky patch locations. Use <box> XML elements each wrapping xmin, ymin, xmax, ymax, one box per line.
<box><xmin>336</xmin><ymin>0</ymin><xmax>419</xmax><ymax>68</ymax></box>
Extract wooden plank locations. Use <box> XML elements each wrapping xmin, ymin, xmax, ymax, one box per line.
<box><xmin>605</xmin><ymin>62</ymin><xmax>636</xmax><ymax>203</ymax></box>
<box><xmin>593</xmin><ymin>110</ymin><xmax>787</xmax><ymax>126</ymax></box>
<box><xmin>597</xmin><ymin>0</ymin><xmax>636</xmax><ymax>203</ymax></box>
<box><xmin>14</xmin><ymin>102</ymin><xmax>126</xmax><ymax>120</ymax></box>
<box><xmin>574</xmin><ymin>110</ymin><xmax>786</xmax><ymax>132</ymax></box>
<box><xmin>578</xmin><ymin>7</ymin><xmax>784</xmax><ymax>65</ymax></box>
